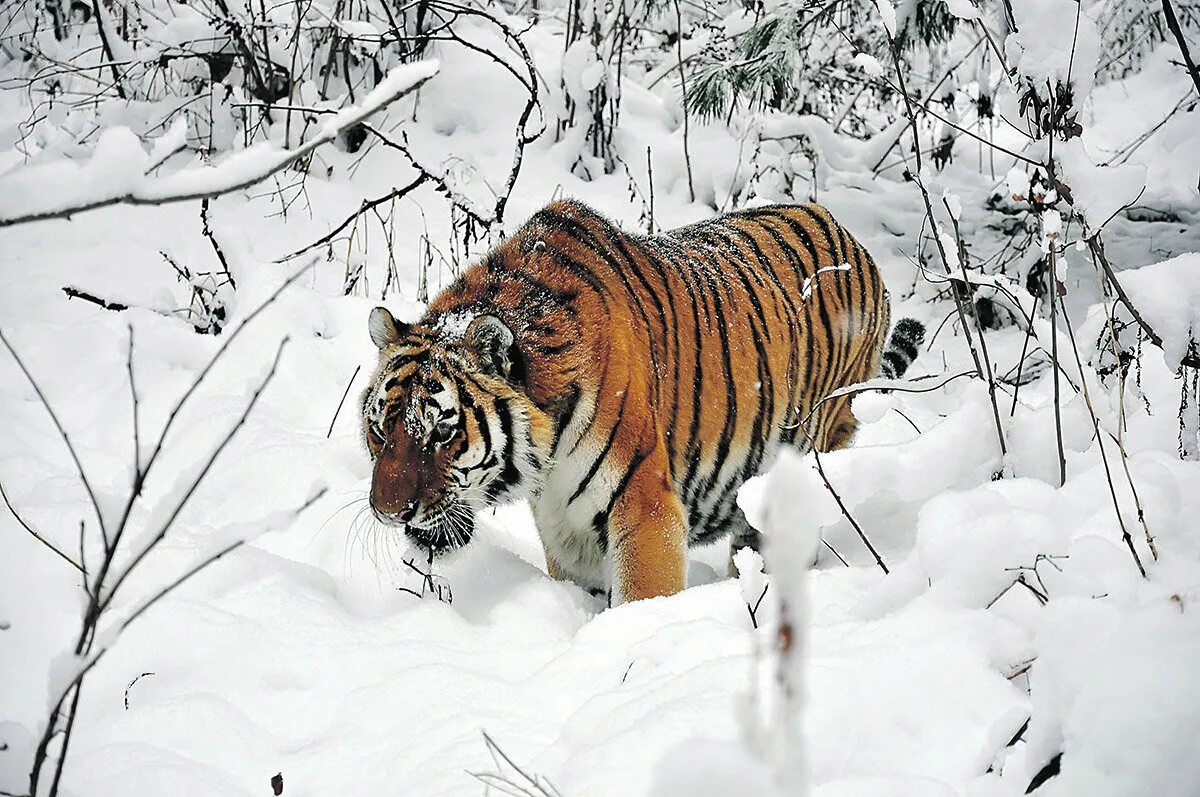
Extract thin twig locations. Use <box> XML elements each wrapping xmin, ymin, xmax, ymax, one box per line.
<box><xmin>99</xmin><ymin>338</ymin><xmax>293</xmax><ymax>611</ymax></box>
<box><xmin>126</xmin><ymin>324</ymin><xmax>140</xmax><ymax>476</ymax></box>
<box><xmin>1048</xmin><ymin>249</ymin><xmax>1067</xmax><ymax>486</ymax></box>
<box><xmin>327</xmin><ymin>365</ymin><xmax>362</xmax><ymax>438</ymax></box>
<box><xmin>672</xmin><ymin>0</ymin><xmax>695</xmax><ymax>202</ymax></box>
<box><xmin>883</xmin><ymin>31</ymin><xmax>1007</xmax><ymax>460</ymax></box>
<box><xmin>802</xmin><ymin>429</ymin><xmax>888</xmax><ymax>575</ymax></box>
<box><xmin>0</xmin><ymin>328</ymin><xmax>111</xmax><ymax>549</ymax></box>
<box><xmin>200</xmin><ymin>198</ymin><xmax>236</xmax><ymax>289</ymax></box>
<box><xmin>0</xmin><ymin>480</ymin><xmax>85</xmax><ymax>574</ymax></box>
<box><xmin>274</xmin><ymin>176</ymin><xmax>426</xmax><ymax>262</ymax></box>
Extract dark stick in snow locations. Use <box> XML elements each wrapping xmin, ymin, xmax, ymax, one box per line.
<box><xmin>327</xmin><ymin>365</ymin><xmax>363</xmax><ymax>438</ymax></box>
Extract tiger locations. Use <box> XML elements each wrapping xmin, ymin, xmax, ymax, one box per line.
<box><xmin>360</xmin><ymin>199</ymin><xmax>924</xmax><ymax>603</ymax></box>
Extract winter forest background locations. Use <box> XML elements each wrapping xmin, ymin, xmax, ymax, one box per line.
<box><xmin>1</xmin><ymin>0</ymin><xmax>1199</xmax><ymax>794</ymax></box>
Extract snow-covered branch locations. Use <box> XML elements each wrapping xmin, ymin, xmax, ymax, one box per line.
<box><xmin>0</xmin><ymin>61</ymin><xmax>438</xmax><ymax>228</ymax></box>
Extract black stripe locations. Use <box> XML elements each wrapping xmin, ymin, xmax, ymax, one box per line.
<box><xmin>595</xmin><ymin>447</ymin><xmax>652</xmax><ymax>551</ymax></box>
<box><xmin>551</xmin><ymin>383</ymin><xmax>582</xmax><ymax>455</ymax></box>
<box><xmin>485</xmin><ymin>398</ymin><xmax>520</xmax><ymax>502</ymax></box>
<box><xmin>568</xmin><ymin>381</ymin><xmax>630</xmax><ymax>504</ymax></box>
<box><xmin>638</xmin><ymin>243</ymin><xmax>685</xmax><ymax>464</ymax></box>
<box><xmin>683</xmin><ymin>231</ymin><xmax>745</xmax><ymax>507</ymax></box>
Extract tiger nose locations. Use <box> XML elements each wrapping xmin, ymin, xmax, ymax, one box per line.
<box><xmin>372</xmin><ymin>493</ymin><xmax>418</xmax><ymax>523</ymax></box>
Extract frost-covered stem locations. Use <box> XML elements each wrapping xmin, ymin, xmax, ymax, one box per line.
<box><xmin>1161</xmin><ymin>0</ymin><xmax>1200</xmax><ymax>95</ymax></box>
<box><xmin>32</xmin><ymin>535</ymin><xmax>253</xmax><ymax>796</ymax></box>
<box><xmin>425</xmin><ymin>0</ymin><xmax>543</xmax><ymax>222</ymax></box>
<box><xmin>884</xmin><ymin>32</ymin><xmax>1006</xmax><ymax>459</ymax></box>
<box><xmin>27</xmin><ymin>647</ymin><xmax>103</xmax><ymax>797</ymax></box>
<box><xmin>793</xmin><ymin>370</ymin><xmax>978</xmax><ymax>432</ymax></box>
<box><xmin>45</xmin><ymin>680</ymin><xmax>84</xmax><ymax>797</ymax></box>
<box><xmin>762</xmin><ymin>515</ymin><xmax>818</xmax><ymax>793</ymax></box>
<box><xmin>25</xmin><ymin>324</ymin><xmax>305</xmax><ymax>794</ymax></box>
<box><xmin>94</xmin><ymin>263</ymin><xmax>315</xmax><ymax>603</ymax></box>
<box><xmin>1181</xmin><ymin>357</ymin><xmax>1200</xmax><ymax>460</ymax></box>
<box><xmin>1086</xmin><ymin>234</ymin><xmax>1200</xmax><ymax>368</ymax></box>
<box><xmin>672</xmin><ymin>0</ymin><xmax>695</xmax><ymax>203</ymax></box>
<box><xmin>771</xmin><ymin>599</ymin><xmax>805</xmax><ymax>792</ymax></box>
<box><xmin>1089</xmin><ymin>253</ymin><xmax>1157</xmax><ymax>555</ymax></box>
<box><xmin>362</xmin><ymin>126</ymin><xmax>493</xmax><ymax>225</ymax></box>
<box><xmin>125</xmin><ymin>326</ymin><xmax>140</xmax><ymax>476</ymax></box>
<box><xmin>1048</xmin><ymin>247</ymin><xmax>1067</xmax><ymax>487</ymax></box>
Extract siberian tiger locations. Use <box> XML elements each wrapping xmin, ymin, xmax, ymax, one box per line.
<box><xmin>361</xmin><ymin>199</ymin><xmax>923</xmax><ymax>603</ymax></box>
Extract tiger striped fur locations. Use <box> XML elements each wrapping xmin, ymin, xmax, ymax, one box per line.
<box><xmin>361</xmin><ymin>199</ymin><xmax>923</xmax><ymax>603</ymax></box>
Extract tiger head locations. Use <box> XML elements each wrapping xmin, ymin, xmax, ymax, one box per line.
<box><xmin>360</xmin><ymin>306</ymin><xmax>553</xmax><ymax>555</ymax></box>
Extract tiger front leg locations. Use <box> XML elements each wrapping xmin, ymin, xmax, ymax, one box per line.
<box><xmin>607</xmin><ymin>443</ymin><xmax>688</xmax><ymax>604</ymax></box>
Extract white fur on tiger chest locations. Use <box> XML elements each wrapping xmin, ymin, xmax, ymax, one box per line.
<box><xmin>529</xmin><ymin>396</ymin><xmax>615</xmax><ymax>592</ymax></box>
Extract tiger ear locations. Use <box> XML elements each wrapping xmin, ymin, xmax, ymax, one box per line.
<box><xmin>369</xmin><ymin>307</ymin><xmax>407</xmax><ymax>349</ymax></box>
<box><xmin>464</xmin><ymin>314</ymin><xmax>525</xmax><ymax>384</ymax></box>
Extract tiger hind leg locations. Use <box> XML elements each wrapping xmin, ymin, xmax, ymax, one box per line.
<box><xmin>800</xmin><ymin>394</ymin><xmax>859</xmax><ymax>453</ymax></box>
<box><xmin>817</xmin><ymin>395</ymin><xmax>859</xmax><ymax>452</ymax></box>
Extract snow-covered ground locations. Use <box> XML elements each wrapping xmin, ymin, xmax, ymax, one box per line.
<box><xmin>3</xmin><ymin>7</ymin><xmax>1200</xmax><ymax>797</ymax></box>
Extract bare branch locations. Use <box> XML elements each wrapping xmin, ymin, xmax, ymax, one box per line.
<box><xmin>100</xmin><ymin>337</ymin><xmax>293</xmax><ymax>611</ymax></box>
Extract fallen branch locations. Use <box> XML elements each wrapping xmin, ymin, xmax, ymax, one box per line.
<box><xmin>61</xmin><ymin>286</ymin><xmax>129</xmax><ymax>312</ymax></box>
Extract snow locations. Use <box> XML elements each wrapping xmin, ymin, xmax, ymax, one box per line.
<box><xmin>1006</xmin><ymin>0</ymin><xmax>1102</xmax><ymax>100</ymax></box>
<box><xmin>851</xmin><ymin>53</ymin><xmax>885</xmax><ymax>78</ymax></box>
<box><xmin>1119</xmin><ymin>253</ymin><xmax>1200</xmax><ymax>371</ymax></box>
<box><xmin>3</xmin><ymin>5</ymin><xmax>1200</xmax><ymax>797</ymax></box>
